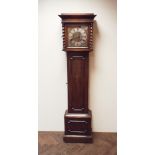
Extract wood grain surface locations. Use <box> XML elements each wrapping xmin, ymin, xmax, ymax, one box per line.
<box><xmin>38</xmin><ymin>131</ymin><xmax>117</xmax><ymax>155</ymax></box>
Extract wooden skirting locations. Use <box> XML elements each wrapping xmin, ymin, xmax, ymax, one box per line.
<box><xmin>38</xmin><ymin>131</ymin><xmax>117</xmax><ymax>155</ymax></box>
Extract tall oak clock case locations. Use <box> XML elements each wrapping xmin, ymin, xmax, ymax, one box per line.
<box><xmin>59</xmin><ymin>13</ymin><xmax>96</xmax><ymax>143</ymax></box>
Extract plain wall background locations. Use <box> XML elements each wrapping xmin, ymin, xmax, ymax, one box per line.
<box><xmin>38</xmin><ymin>0</ymin><xmax>117</xmax><ymax>132</ymax></box>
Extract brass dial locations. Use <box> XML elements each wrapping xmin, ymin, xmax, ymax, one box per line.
<box><xmin>68</xmin><ymin>26</ymin><xmax>88</xmax><ymax>47</ymax></box>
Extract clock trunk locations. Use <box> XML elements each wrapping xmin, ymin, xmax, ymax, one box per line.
<box><xmin>67</xmin><ymin>52</ymin><xmax>88</xmax><ymax>113</ymax></box>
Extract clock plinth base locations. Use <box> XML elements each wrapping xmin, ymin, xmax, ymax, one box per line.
<box><xmin>64</xmin><ymin>110</ymin><xmax>92</xmax><ymax>143</ymax></box>
<box><xmin>63</xmin><ymin>134</ymin><xmax>92</xmax><ymax>143</ymax></box>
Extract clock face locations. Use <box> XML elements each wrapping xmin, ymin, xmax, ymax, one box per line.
<box><xmin>67</xmin><ymin>26</ymin><xmax>88</xmax><ymax>48</ymax></box>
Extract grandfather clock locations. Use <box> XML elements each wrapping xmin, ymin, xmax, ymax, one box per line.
<box><xmin>59</xmin><ymin>13</ymin><xmax>96</xmax><ymax>143</ymax></box>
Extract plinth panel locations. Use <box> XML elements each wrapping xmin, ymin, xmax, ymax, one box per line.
<box><xmin>64</xmin><ymin>110</ymin><xmax>92</xmax><ymax>143</ymax></box>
